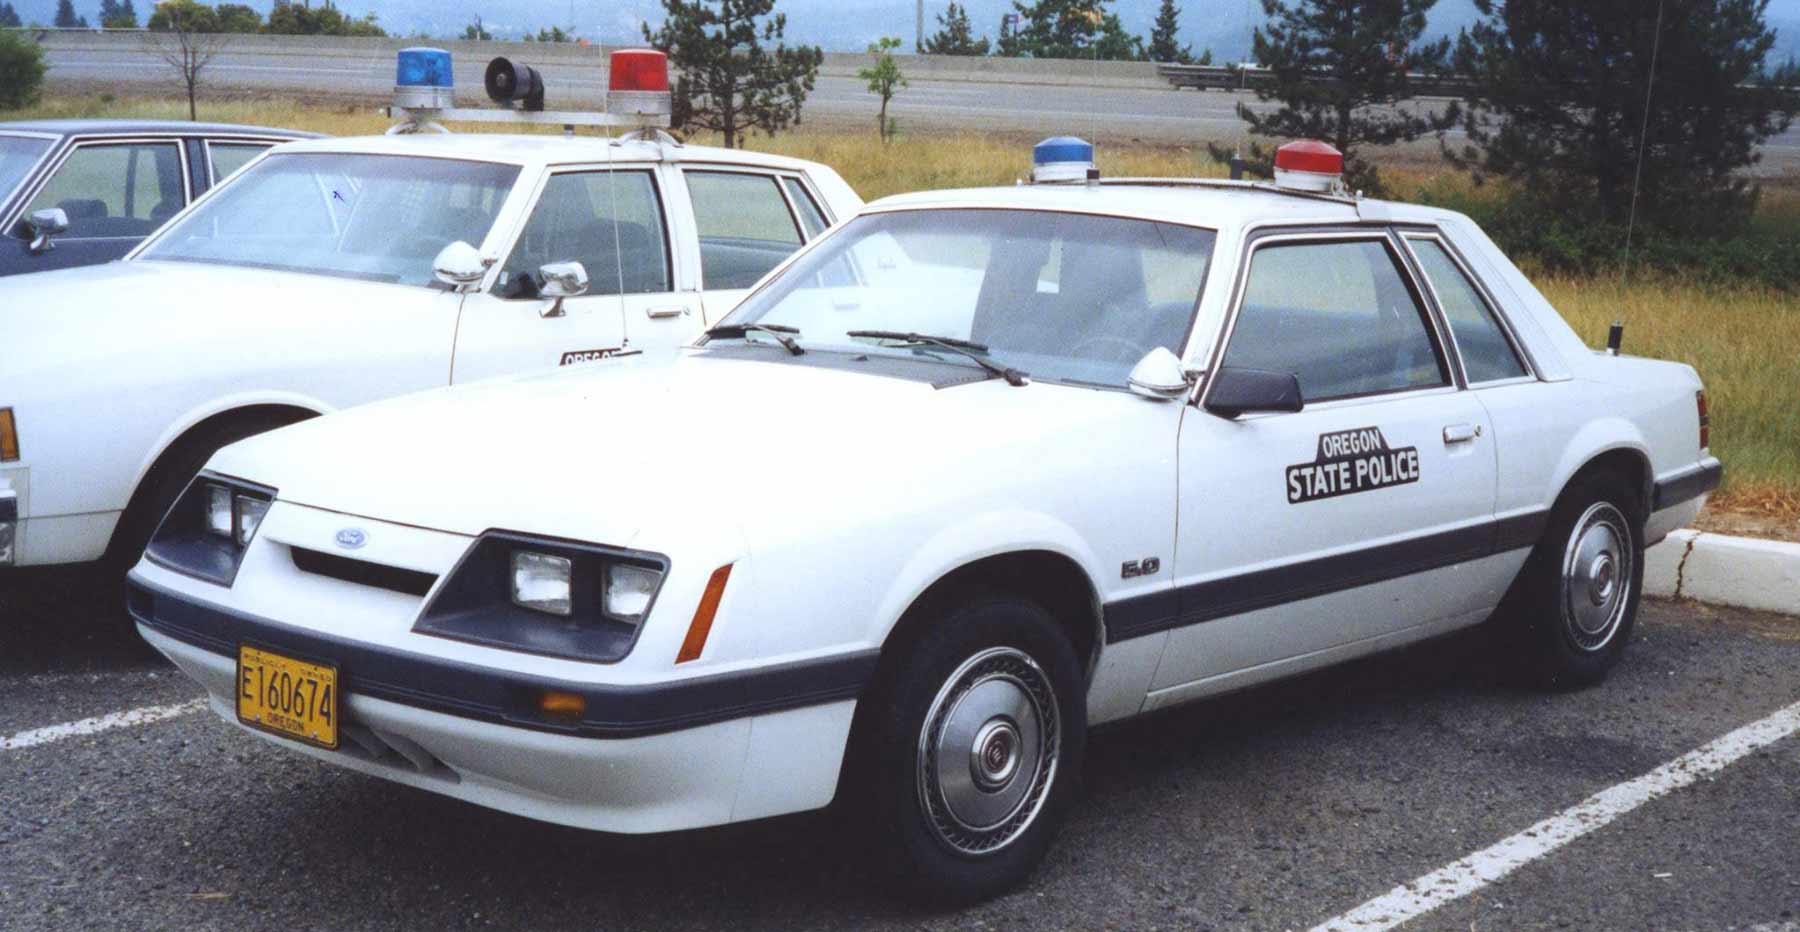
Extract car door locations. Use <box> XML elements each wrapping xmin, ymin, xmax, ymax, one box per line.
<box><xmin>678</xmin><ymin>168</ymin><xmax>813</xmax><ymax>321</ymax></box>
<box><xmin>6</xmin><ymin>138</ymin><xmax>189</xmax><ymax>273</ymax></box>
<box><xmin>450</xmin><ymin>164</ymin><xmax>700</xmax><ymax>383</ymax></box>
<box><xmin>1146</xmin><ymin>230</ymin><xmax>1503</xmax><ymax>703</ymax></box>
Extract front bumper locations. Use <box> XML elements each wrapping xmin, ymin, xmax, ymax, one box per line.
<box><xmin>129</xmin><ymin>576</ymin><xmax>875</xmax><ymax>833</ymax></box>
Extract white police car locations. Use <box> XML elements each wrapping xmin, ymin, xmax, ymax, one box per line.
<box><xmin>0</xmin><ymin>48</ymin><xmax>859</xmax><ymax>573</ymax></box>
<box><xmin>129</xmin><ymin>138</ymin><xmax>1718</xmax><ymax>901</ymax></box>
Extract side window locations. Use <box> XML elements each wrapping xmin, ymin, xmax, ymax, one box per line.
<box><xmin>27</xmin><ymin>142</ymin><xmax>185</xmax><ymax>238</ymax></box>
<box><xmin>498</xmin><ymin>170</ymin><xmax>671</xmax><ymax>299</ymax></box>
<box><xmin>1223</xmin><ymin>238</ymin><xmax>1448</xmax><ymax>402</ymax></box>
<box><xmin>684</xmin><ymin>170</ymin><xmax>803</xmax><ymax>289</ymax></box>
<box><xmin>208</xmin><ymin>142</ymin><xmax>272</xmax><ymax>184</ymax></box>
<box><xmin>1407</xmin><ymin>237</ymin><xmax>1528</xmax><ymax>383</ymax></box>
<box><xmin>781</xmin><ymin>176</ymin><xmax>828</xmax><ymax>238</ymax></box>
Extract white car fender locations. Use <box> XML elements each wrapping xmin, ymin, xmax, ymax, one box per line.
<box><xmin>1543</xmin><ymin>417</ymin><xmax>1654</xmax><ymax>512</ymax></box>
<box><xmin>127</xmin><ymin>389</ymin><xmax>336</xmax><ymax>496</ymax></box>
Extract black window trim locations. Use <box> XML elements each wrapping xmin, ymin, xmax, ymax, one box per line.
<box><xmin>12</xmin><ymin>136</ymin><xmax>193</xmax><ymax>241</ymax></box>
<box><xmin>489</xmin><ymin>163</ymin><xmax>675</xmax><ymax>300</ymax></box>
<box><xmin>775</xmin><ymin>172</ymin><xmax>830</xmax><ymax>237</ymax></box>
<box><xmin>202</xmin><ymin>138</ymin><xmax>279</xmax><ymax>187</ymax></box>
<box><xmin>1395</xmin><ymin>228</ymin><xmax>1540</xmax><ymax>385</ymax></box>
<box><xmin>1198</xmin><ymin>224</ymin><xmax>1461</xmax><ymax>411</ymax></box>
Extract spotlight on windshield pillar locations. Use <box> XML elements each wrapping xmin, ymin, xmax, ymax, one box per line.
<box><xmin>484</xmin><ymin>57</ymin><xmax>546</xmax><ymax>111</ymax></box>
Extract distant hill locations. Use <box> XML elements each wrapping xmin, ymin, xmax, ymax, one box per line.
<box><xmin>10</xmin><ymin>0</ymin><xmax>1796</xmax><ymax>65</ymax></box>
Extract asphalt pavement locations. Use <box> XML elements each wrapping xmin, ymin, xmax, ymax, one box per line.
<box><xmin>2</xmin><ymin>574</ymin><xmax>1797</xmax><ymax>931</ymax></box>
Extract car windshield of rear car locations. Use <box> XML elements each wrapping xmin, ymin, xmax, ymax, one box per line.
<box><xmin>0</xmin><ymin>134</ymin><xmax>55</xmax><ymax>208</ymax></box>
<box><xmin>138</xmin><ymin>152</ymin><xmax>520</xmax><ymax>287</ymax></box>
<box><xmin>727</xmin><ymin>208</ymin><xmax>1217</xmax><ymax>388</ymax></box>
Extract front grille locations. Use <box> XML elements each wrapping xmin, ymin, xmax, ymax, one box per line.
<box><xmin>291</xmin><ymin>547</ymin><xmax>437</xmax><ymax>597</ymax></box>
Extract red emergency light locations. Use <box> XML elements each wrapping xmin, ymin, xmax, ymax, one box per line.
<box><xmin>609</xmin><ymin>49</ymin><xmax>670</xmax><ymax>94</ymax></box>
<box><xmin>1273</xmin><ymin>139</ymin><xmax>1345</xmax><ymax>193</ymax></box>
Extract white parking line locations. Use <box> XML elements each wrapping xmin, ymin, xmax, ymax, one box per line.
<box><xmin>0</xmin><ymin>699</ymin><xmax>207</xmax><ymax>753</ymax></box>
<box><xmin>1311</xmin><ymin>699</ymin><xmax>1800</xmax><ymax>932</ymax></box>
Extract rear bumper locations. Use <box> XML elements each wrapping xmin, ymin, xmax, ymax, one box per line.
<box><xmin>128</xmin><ymin>574</ymin><xmax>874</xmax><ymax>833</ymax></box>
<box><xmin>1653</xmin><ymin>457</ymin><xmax>1723</xmax><ymax>511</ymax></box>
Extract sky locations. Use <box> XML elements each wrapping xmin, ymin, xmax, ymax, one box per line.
<box><xmin>14</xmin><ymin>0</ymin><xmax>1800</xmax><ymax>65</ymax></box>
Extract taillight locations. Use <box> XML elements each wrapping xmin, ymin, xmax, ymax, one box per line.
<box><xmin>1696</xmin><ymin>390</ymin><xmax>1710</xmax><ymax>450</ymax></box>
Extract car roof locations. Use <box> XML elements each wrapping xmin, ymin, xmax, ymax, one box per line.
<box><xmin>269</xmin><ymin>131</ymin><xmax>828</xmax><ymax>172</ymax></box>
<box><xmin>0</xmin><ymin>119</ymin><xmax>318</xmax><ymax>139</ymax></box>
<box><xmin>864</xmin><ymin>181</ymin><xmax>1456</xmax><ymax>231</ymax></box>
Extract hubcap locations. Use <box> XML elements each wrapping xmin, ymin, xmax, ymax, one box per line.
<box><xmin>917</xmin><ymin>647</ymin><xmax>1060</xmax><ymax>855</ymax></box>
<box><xmin>1561</xmin><ymin>502</ymin><xmax>1634</xmax><ymax>651</ymax></box>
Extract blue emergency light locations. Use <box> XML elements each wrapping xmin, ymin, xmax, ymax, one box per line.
<box><xmin>395</xmin><ymin>47</ymin><xmax>455</xmax><ymax>110</ymax></box>
<box><xmin>1032</xmin><ymin>136</ymin><xmax>1096</xmax><ymax>184</ymax></box>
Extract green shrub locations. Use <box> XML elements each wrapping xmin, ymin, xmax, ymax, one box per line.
<box><xmin>0</xmin><ymin>30</ymin><xmax>46</xmax><ymax>110</ymax></box>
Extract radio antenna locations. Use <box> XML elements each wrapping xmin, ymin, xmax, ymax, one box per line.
<box><xmin>1621</xmin><ymin>0</ymin><xmax>1665</xmax><ymax>287</ymax></box>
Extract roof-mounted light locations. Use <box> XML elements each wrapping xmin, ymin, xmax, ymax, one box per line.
<box><xmin>394</xmin><ymin>47</ymin><xmax>454</xmax><ymax>111</ymax></box>
<box><xmin>607</xmin><ymin>49</ymin><xmax>672</xmax><ymax>121</ymax></box>
<box><xmin>1031</xmin><ymin>136</ymin><xmax>1097</xmax><ymax>184</ymax></box>
<box><xmin>1272</xmin><ymin>139</ymin><xmax>1345</xmax><ymax>194</ymax></box>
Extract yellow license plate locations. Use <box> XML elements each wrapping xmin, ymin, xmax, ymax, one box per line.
<box><xmin>237</xmin><ymin>644</ymin><xmax>339</xmax><ymax>750</ymax></box>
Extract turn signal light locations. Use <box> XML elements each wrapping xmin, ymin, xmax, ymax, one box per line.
<box><xmin>676</xmin><ymin>564</ymin><xmax>733</xmax><ymax>664</ymax></box>
<box><xmin>0</xmin><ymin>408</ymin><xmax>17</xmax><ymax>462</ymax></box>
<box><xmin>539</xmin><ymin>690</ymin><xmax>586</xmax><ymax>720</ymax></box>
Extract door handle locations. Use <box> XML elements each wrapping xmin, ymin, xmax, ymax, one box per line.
<box><xmin>645</xmin><ymin>305</ymin><xmax>689</xmax><ymax>319</ymax></box>
<box><xmin>1443</xmin><ymin>423</ymin><xmax>1482</xmax><ymax>444</ymax></box>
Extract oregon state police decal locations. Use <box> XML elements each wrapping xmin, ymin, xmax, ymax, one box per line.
<box><xmin>1286</xmin><ymin>426</ymin><xmax>1420</xmax><ymax>504</ymax></box>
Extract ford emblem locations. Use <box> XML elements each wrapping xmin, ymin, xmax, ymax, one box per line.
<box><xmin>334</xmin><ymin>528</ymin><xmax>368</xmax><ymax>550</ymax></box>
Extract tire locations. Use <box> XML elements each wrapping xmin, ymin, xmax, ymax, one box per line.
<box><xmin>102</xmin><ymin>412</ymin><xmax>309</xmax><ymax>575</ymax></box>
<box><xmin>855</xmin><ymin>593</ymin><xmax>1085</xmax><ymax>904</ymax></box>
<box><xmin>1500</xmin><ymin>471</ymin><xmax>1646</xmax><ymax>690</ymax></box>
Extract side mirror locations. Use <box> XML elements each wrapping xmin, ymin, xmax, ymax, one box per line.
<box><xmin>25</xmin><ymin>208</ymin><xmax>68</xmax><ymax>255</ymax></box>
<box><xmin>432</xmin><ymin>240</ymin><xmax>486</xmax><ymax>290</ymax></box>
<box><xmin>537</xmin><ymin>260</ymin><xmax>589</xmax><ymax>318</ymax></box>
<box><xmin>1126</xmin><ymin>346</ymin><xmax>1192</xmax><ymax>401</ymax></box>
<box><xmin>1203</xmin><ymin>366</ymin><xmax>1304</xmax><ymax>419</ymax></box>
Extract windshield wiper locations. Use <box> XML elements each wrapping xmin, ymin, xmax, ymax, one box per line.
<box><xmin>846</xmin><ymin>330</ymin><xmax>1029</xmax><ymax>387</ymax></box>
<box><xmin>706</xmin><ymin>322</ymin><xmax>804</xmax><ymax>356</ymax></box>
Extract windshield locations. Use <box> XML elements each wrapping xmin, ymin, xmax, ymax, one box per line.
<box><xmin>725</xmin><ymin>208</ymin><xmax>1218</xmax><ymax>388</ymax></box>
<box><xmin>0</xmin><ymin>135</ymin><xmax>55</xmax><ymax>207</ymax></box>
<box><xmin>139</xmin><ymin>152</ymin><xmax>520</xmax><ymax>287</ymax></box>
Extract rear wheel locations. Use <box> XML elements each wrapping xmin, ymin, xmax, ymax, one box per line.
<box><xmin>1500</xmin><ymin>472</ymin><xmax>1645</xmax><ymax>689</ymax></box>
<box><xmin>857</xmin><ymin>594</ymin><xmax>1084</xmax><ymax>904</ymax></box>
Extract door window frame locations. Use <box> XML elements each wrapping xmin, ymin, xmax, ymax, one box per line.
<box><xmin>10</xmin><ymin>136</ymin><xmax>193</xmax><ymax>241</ymax></box>
<box><xmin>203</xmin><ymin>139</ymin><xmax>278</xmax><ymax>186</ymax></box>
<box><xmin>1196</xmin><ymin>225</ymin><xmax>1463</xmax><ymax>412</ymax></box>
<box><xmin>485</xmin><ymin>164</ymin><xmax>675</xmax><ymax>300</ymax></box>
<box><xmin>1395</xmin><ymin>228</ymin><xmax>1540</xmax><ymax>386</ymax></box>
<box><xmin>681</xmin><ymin>167</ymin><xmax>811</xmax><ymax>290</ymax></box>
<box><xmin>0</xmin><ymin>129</ymin><xmax>63</xmax><ymax>223</ymax></box>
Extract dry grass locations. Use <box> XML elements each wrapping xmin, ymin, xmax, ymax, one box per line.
<box><xmin>11</xmin><ymin>93</ymin><xmax>1799</xmax><ymax>508</ymax></box>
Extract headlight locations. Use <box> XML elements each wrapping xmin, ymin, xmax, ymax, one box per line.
<box><xmin>416</xmin><ymin>532</ymin><xmax>670</xmax><ymax>663</ymax></box>
<box><xmin>144</xmin><ymin>473</ymin><xmax>277</xmax><ymax>586</ymax></box>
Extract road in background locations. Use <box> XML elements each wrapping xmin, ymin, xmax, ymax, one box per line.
<box><xmin>35</xmin><ymin>40</ymin><xmax>1800</xmax><ymax>174</ymax></box>
<box><xmin>3</xmin><ymin>582</ymin><xmax>1798</xmax><ymax>931</ymax></box>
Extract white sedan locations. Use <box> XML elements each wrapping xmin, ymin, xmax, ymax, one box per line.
<box><xmin>130</xmin><ymin>141</ymin><xmax>1718</xmax><ymax>901</ymax></box>
<box><xmin>0</xmin><ymin>130</ymin><xmax>859</xmax><ymax>571</ymax></box>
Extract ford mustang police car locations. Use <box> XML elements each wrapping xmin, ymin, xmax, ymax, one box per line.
<box><xmin>128</xmin><ymin>139</ymin><xmax>1719</xmax><ymax>901</ymax></box>
<box><xmin>0</xmin><ymin>126</ymin><xmax>858</xmax><ymax>574</ymax></box>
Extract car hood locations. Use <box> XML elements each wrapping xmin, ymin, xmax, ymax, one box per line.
<box><xmin>211</xmin><ymin>350</ymin><xmax>1146</xmax><ymax>549</ymax></box>
<box><xmin>0</xmin><ymin>260</ymin><xmax>429</xmax><ymax>385</ymax></box>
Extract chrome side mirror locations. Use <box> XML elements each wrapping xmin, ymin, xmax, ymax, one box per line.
<box><xmin>432</xmin><ymin>240</ymin><xmax>487</xmax><ymax>290</ymax></box>
<box><xmin>25</xmin><ymin>208</ymin><xmax>68</xmax><ymax>255</ymax></box>
<box><xmin>1126</xmin><ymin>346</ymin><xmax>1192</xmax><ymax>401</ymax></box>
<box><xmin>537</xmin><ymin>260</ymin><xmax>588</xmax><ymax>318</ymax></box>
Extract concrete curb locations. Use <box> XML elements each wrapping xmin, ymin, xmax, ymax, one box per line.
<box><xmin>1646</xmin><ymin>529</ymin><xmax>1800</xmax><ymax>616</ymax></box>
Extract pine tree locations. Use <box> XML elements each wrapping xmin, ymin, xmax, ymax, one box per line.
<box><xmin>922</xmin><ymin>3</ymin><xmax>990</xmax><ymax>56</ymax></box>
<box><xmin>1011</xmin><ymin>0</ymin><xmax>1142</xmax><ymax>61</ymax></box>
<box><xmin>642</xmin><ymin>0</ymin><xmax>823</xmax><ymax>148</ymax></box>
<box><xmin>995</xmin><ymin>13</ymin><xmax>1025</xmax><ymax>57</ymax></box>
<box><xmin>1206</xmin><ymin>0</ymin><xmax>1453</xmax><ymax>195</ymax></box>
<box><xmin>1147</xmin><ymin>0</ymin><xmax>1192</xmax><ymax>64</ymax></box>
<box><xmin>0</xmin><ymin>2</ymin><xmax>24</xmax><ymax>28</ymax></box>
<box><xmin>54</xmin><ymin>0</ymin><xmax>89</xmax><ymax>28</ymax></box>
<box><xmin>1449</xmin><ymin>0</ymin><xmax>1796</xmax><ymax>234</ymax></box>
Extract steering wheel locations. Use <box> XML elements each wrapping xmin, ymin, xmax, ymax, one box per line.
<box><xmin>1070</xmin><ymin>334</ymin><xmax>1148</xmax><ymax>364</ymax></box>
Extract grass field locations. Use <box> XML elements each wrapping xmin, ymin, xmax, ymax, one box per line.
<box><xmin>11</xmin><ymin>94</ymin><xmax>1797</xmax><ymax>519</ymax></box>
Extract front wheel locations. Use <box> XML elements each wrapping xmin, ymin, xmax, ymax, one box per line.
<box><xmin>1500</xmin><ymin>473</ymin><xmax>1645</xmax><ymax>689</ymax></box>
<box><xmin>858</xmin><ymin>595</ymin><xmax>1085</xmax><ymax>904</ymax></box>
